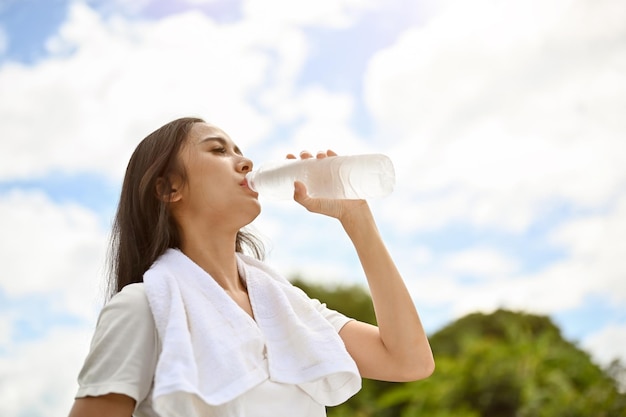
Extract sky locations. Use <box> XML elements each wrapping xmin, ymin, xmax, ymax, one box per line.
<box><xmin>0</xmin><ymin>0</ymin><xmax>625</xmax><ymax>415</ymax></box>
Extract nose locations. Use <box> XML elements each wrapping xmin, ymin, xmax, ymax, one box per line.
<box><xmin>238</xmin><ymin>156</ymin><xmax>253</xmax><ymax>173</ymax></box>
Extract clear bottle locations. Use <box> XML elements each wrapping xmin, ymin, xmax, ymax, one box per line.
<box><xmin>245</xmin><ymin>154</ymin><xmax>395</xmax><ymax>200</ymax></box>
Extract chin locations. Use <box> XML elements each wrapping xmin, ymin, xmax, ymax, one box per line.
<box><xmin>244</xmin><ymin>202</ymin><xmax>262</xmax><ymax>224</ymax></box>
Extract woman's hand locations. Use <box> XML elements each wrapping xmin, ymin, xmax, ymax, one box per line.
<box><xmin>287</xmin><ymin>150</ymin><xmax>368</xmax><ymax>222</ymax></box>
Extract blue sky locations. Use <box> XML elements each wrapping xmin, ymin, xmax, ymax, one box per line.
<box><xmin>1</xmin><ymin>0</ymin><xmax>625</xmax><ymax>415</ymax></box>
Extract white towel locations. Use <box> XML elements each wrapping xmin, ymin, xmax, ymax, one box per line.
<box><xmin>143</xmin><ymin>248</ymin><xmax>361</xmax><ymax>416</ymax></box>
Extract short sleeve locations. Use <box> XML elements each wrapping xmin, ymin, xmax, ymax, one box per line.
<box><xmin>75</xmin><ymin>283</ymin><xmax>158</xmax><ymax>406</ymax></box>
<box><xmin>308</xmin><ymin>297</ymin><xmax>354</xmax><ymax>333</ymax></box>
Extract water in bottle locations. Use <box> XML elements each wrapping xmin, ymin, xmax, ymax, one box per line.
<box><xmin>245</xmin><ymin>154</ymin><xmax>395</xmax><ymax>200</ymax></box>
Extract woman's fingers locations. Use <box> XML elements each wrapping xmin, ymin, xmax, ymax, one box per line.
<box><xmin>286</xmin><ymin>150</ymin><xmax>338</xmax><ymax>160</ymax></box>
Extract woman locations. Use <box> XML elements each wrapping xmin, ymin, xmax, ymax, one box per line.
<box><xmin>68</xmin><ymin>117</ymin><xmax>434</xmax><ymax>417</ymax></box>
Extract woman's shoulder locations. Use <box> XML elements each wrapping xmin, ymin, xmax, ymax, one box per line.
<box><xmin>112</xmin><ymin>282</ymin><xmax>149</xmax><ymax>302</ymax></box>
<box><xmin>98</xmin><ymin>283</ymin><xmax>153</xmax><ymax>325</ymax></box>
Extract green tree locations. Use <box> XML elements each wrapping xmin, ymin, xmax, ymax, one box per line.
<box><xmin>291</xmin><ymin>279</ymin><xmax>626</xmax><ymax>417</ymax></box>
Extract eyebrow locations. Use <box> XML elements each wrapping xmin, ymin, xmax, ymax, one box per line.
<box><xmin>198</xmin><ymin>135</ymin><xmax>243</xmax><ymax>156</ymax></box>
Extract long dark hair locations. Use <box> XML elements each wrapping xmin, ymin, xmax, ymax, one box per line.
<box><xmin>106</xmin><ymin>117</ymin><xmax>264</xmax><ymax>299</ymax></box>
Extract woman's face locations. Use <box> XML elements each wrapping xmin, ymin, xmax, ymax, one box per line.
<box><xmin>172</xmin><ymin>122</ymin><xmax>260</xmax><ymax>231</ymax></box>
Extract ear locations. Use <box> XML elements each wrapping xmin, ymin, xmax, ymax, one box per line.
<box><xmin>155</xmin><ymin>177</ymin><xmax>182</xmax><ymax>203</ymax></box>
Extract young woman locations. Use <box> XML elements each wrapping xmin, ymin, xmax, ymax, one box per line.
<box><xmin>68</xmin><ymin>117</ymin><xmax>434</xmax><ymax>417</ymax></box>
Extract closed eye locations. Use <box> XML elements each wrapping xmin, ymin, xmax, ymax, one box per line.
<box><xmin>199</xmin><ymin>136</ymin><xmax>244</xmax><ymax>156</ymax></box>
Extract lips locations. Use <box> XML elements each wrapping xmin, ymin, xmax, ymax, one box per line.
<box><xmin>241</xmin><ymin>178</ymin><xmax>256</xmax><ymax>193</ymax></box>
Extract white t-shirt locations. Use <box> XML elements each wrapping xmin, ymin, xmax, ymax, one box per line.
<box><xmin>75</xmin><ymin>283</ymin><xmax>354</xmax><ymax>417</ymax></box>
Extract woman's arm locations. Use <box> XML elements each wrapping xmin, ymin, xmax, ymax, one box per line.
<box><xmin>335</xmin><ymin>203</ymin><xmax>434</xmax><ymax>381</ymax></box>
<box><xmin>68</xmin><ymin>394</ymin><xmax>135</xmax><ymax>417</ymax></box>
<box><xmin>291</xmin><ymin>151</ymin><xmax>434</xmax><ymax>382</ymax></box>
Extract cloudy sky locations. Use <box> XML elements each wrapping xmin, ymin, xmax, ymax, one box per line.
<box><xmin>1</xmin><ymin>0</ymin><xmax>625</xmax><ymax>415</ymax></box>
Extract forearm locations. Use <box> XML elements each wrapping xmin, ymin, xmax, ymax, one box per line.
<box><xmin>340</xmin><ymin>205</ymin><xmax>433</xmax><ymax>372</ymax></box>
<box><xmin>68</xmin><ymin>394</ymin><xmax>135</xmax><ymax>417</ymax></box>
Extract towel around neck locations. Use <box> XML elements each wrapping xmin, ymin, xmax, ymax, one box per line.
<box><xmin>142</xmin><ymin>248</ymin><xmax>361</xmax><ymax>416</ymax></box>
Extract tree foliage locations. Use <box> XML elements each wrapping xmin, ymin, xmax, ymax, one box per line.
<box><xmin>291</xmin><ymin>278</ymin><xmax>626</xmax><ymax>417</ymax></box>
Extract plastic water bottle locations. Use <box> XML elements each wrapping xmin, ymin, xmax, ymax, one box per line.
<box><xmin>245</xmin><ymin>154</ymin><xmax>395</xmax><ymax>200</ymax></box>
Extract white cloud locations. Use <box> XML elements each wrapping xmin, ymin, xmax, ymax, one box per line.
<box><xmin>0</xmin><ymin>190</ymin><xmax>111</xmax><ymax>416</ymax></box>
<box><xmin>254</xmin><ymin>202</ymin><xmax>361</xmax><ymax>285</ymax></box>
<box><xmin>401</xmin><ymin>195</ymin><xmax>626</xmax><ymax>321</ymax></box>
<box><xmin>362</xmin><ymin>1</ymin><xmax>626</xmax><ymax>341</ymax></box>
<box><xmin>277</xmin><ymin>87</ymin><xmax>370</xmax><ymax>156</ymax></box>
<box><xmin>241</xmin><ymin>0</ymin><xmax>377</xmax><ymax>29</ymax></box>
<box><xmin>546</xmin><ymin>195</ymin><xmax>626</xmax><ymax>305</ymax></box>
<box><xmin>0</xmin><ymin>3</ymin><xmax>270</xmax><ymax>180</ymax></box>
<box><xmin>0</xmin><ymin>190</ymin><xmax>107</xmax><ymax>316</ymax></box>
<box><xmin>0</xmin><ymin>314</ymin><xmax>10</xmax><ymax>346</ymax></box>
<box><xmin>582</xmin><ymin>323</ymin><xmax>626</xmax><ymax>367</ymax></box>
<box><xmin>442</xmin><ymin>247</ymin><xmax>519</xmax><ymax>278</ymax></box>
<box><xmin>0</xmin><ymin>325</ymin><xmax>94</xmax><ymax>417</ymax></box>
<box><xmin>0</xmin><ymin>1</ymin><xmax>378</xmax><ymax>182</ymax></box>
<box><xmin>365</xmin><ymin>0</ymin><xmax>626</xmax><ymax>233</ymax></box>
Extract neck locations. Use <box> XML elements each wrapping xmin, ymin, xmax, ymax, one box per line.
<box><xmin>179</xmin><ymin>230</ymin><xmax>243</xmax><ymax>292</ymax></box>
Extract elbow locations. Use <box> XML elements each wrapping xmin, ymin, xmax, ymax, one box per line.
<box><xmin>397</xmin><ymin>352</ymin><xmax>435</xmax><ymax>382</ymax></box>
<box><xmin>421</xmin><ymin>354</ymin><xmax>436</xmax><ymax>379</ymax></box>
